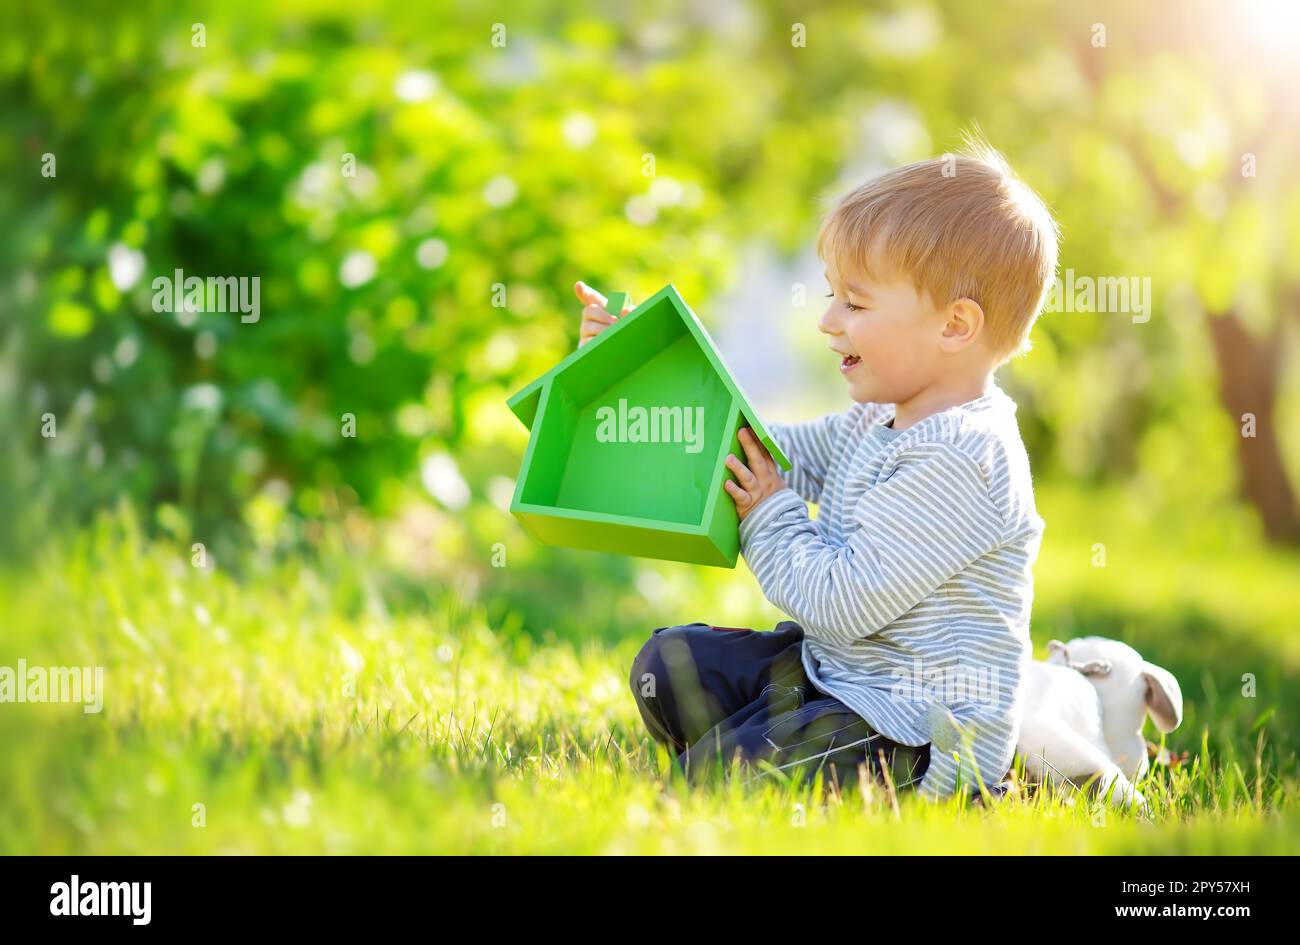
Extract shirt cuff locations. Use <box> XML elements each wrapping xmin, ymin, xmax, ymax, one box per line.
<box><xmin>737</xmin><ymin>487</ymin><xmax>806</xmax><ymax>550</ymax></box>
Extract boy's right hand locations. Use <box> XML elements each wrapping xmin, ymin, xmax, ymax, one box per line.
<box><xmin>575</xmin><ymin>281</ymin><xmax>633</xmax><ymax>347</ymax></box>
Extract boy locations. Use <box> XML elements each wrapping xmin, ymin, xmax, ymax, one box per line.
<box><xmin>576</xmin><ymin>141</ymin><xmax>1057</xmax><ymax>799</ymax></box>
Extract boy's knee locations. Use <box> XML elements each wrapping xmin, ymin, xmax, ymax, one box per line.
<box><xmin>629</xmin><ymin>628</ymin><xmax>670</xmax><ymax>704</ymax></box>
<box><xmin>628</xmin><ymin>624</ymin><xmax>700</xmax><ymax>705</ymax></box>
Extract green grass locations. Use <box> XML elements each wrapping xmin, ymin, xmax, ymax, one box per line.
<box><xmin>2</xmin><ymin>483</ymin><xmax>1297</xmax><ymax>854</ymax></box>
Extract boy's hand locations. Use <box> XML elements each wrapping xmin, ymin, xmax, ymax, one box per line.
<box><xmin>575</xmin><ymin>281</ymin><xmax>633</xmax><ymax>347</ymax></box>
<box><xmin>724</xmin><ymin>428</ymin><xmax>784</xmax><ymax>521</ymax></box>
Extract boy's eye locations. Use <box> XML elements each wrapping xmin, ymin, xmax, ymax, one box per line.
<box><xmin>825</xmin><ymin>291</ymin><xmax>861</xmax><ymax>312</ymax></box>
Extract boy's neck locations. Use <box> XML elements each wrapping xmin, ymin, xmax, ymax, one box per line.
<box><xmin>891</xmin><ymin>372</ymin><xmax>995</xmax><ymax>431</ymax></box>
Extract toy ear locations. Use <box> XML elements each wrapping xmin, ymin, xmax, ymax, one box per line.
<box><xmin>1046</xmin><ymin>640</ymin><xmax>1069</xmax><ymax>663</ymax></box>
<box><xmin>1142</xmin><ymin>662</ymin><xmax>1183</xmax><ymax>733</ymax></box>
<box><xmin>1072</xmin><ymin>658</ymin><xmax>1112</xmax><ymax>678</ymax></box>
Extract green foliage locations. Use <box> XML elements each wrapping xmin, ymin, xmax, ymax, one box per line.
<box><xmin>6</xmin><ymin>0</ymin><xmax>1297</xmax><ymax>553</ymax></box>
<box><xmin>3</xmin><ymin>0</ymin><xmax>749</xmax><ymax>543</ymax></box>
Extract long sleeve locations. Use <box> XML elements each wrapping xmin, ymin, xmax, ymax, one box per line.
<box><xmin>738</xmin><ymin>442</ymin><xmax>1007</xmax><ymax>648</ymax></box>
<box><xmin>767</xmin><ymin>405</ymin><xmax>866</xmax><ymax>504</ymax></box>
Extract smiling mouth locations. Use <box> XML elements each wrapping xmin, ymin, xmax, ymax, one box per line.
<box><xmin>839</xmin><ymin>354</ymin><xmax>861</xmax><ymax>372</ymax></box>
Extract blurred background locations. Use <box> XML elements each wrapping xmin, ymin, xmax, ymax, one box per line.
<box><xmin>2</xmin><ymin>0</ymin><xmax>1298</xmax><ymax>852</ymax></box>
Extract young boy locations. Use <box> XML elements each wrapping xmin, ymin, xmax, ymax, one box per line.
<box><xmin>576</xmin><ymin>141</ymin><xmax>1057</xmax><ymax>799</ymax></box>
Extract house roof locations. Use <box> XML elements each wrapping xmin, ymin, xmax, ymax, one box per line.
<box><xmin>507</xmin><ymin>284</ymin><xmax>791</xmax><ymax>470</ymax></box>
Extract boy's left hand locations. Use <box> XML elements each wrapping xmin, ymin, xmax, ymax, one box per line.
<box><xmin>724</xmin><ymin>428</ymin><xmax>783</xmax><ymax>521</ymax></box>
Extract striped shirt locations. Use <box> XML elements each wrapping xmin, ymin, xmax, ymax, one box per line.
<box><xmin>738</xmin><ymin>383</ymin><xmax>1044</xmax><ymax>798</ymax></box>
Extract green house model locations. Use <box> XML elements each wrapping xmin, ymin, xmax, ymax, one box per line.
<box><xmin>507</xmin><ymin>284</ymin><xmax>791</xmax><ymax>568</ymax></box>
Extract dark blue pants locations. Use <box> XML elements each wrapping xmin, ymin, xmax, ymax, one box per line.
<box><xmin>629</xmin><ymin>621</ymin><xmax>930</xmax><ymax>789</ymax></box>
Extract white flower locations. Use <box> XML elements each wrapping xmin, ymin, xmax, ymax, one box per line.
<box><xmin>483</xmin><ymin>175</ymin><xmax>517</xmax><ymax>208</ymax></box>
<box><xmin>395</xmin><ymin>70</ymin><xmax>439</xmax><ymax>102</ymax></box>
<box><xmin>282</xmin><ymin>789</ymin><xmax>313</xmax><ymax>828</ymax></box>
<box><xmin>339</xmin><ymin>250</ymin><xmax>377</xmax><ymax>288</ymax></box>
<box><xmin>624</xmin><ymin>195</ymin><xmax>657</xmax><ymax>226</ymax></box>
<box><xmin>562</xmin><ymin>113</ymin><xmax>596</xmax><ymax>149</ymax></box>
<box><xmin>108</xmin><ymin>243</ymin><xmax>145</xmax><ymax>290</ymax></box>
<box><xmin>416</xmin><ymin>238</ymin><xmax>448</xmax><ymax>269</ymax></box>
<box><xmin>421</xmin><ymin>453</ymin><xmax>470</xmax><ymax>510</ymax></box>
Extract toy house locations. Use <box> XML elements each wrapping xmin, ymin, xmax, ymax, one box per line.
<box><xmin>507</xmin><ymin>284</ymin><xmax>791</xmax><ymax>567</ymax></box>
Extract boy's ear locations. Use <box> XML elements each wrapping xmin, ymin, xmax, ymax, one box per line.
<box><xmin>939</xmin><ymin>298</ymin><xmax>985</xmax><ymax>350</ymax></box>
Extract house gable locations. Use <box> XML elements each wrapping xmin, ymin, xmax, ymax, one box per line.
<box><xmin>507</xmin><ymin>284</ymin><xmax>790</xmax><ymax>470</ymax></box>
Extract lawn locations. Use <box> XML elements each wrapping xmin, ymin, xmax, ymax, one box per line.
<box><xmin>2</xmin><ymin>482</ymin><xmax>1297</xmax><ymax>854</ymax></box>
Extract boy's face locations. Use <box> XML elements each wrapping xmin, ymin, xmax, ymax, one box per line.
<box><xmin>820</xmin><ymin>259</ymin><xmax>950</xmax><ymax>406</ymax></box>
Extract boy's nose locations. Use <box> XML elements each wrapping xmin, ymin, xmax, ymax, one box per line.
<box><xmin>817</xmin><ymin>303</ymin><xmax>840</xmax><ymax>335</ymax></box>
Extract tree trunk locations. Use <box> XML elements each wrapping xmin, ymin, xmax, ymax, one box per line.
<box><xmin>1204</xmin><ymin>311</ymin><xmax>1300</xmax><ymax>544</ymax></box>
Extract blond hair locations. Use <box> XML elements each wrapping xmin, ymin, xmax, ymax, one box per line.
<box><xmin>817</xmin><ymin>137</ymin><xmax>1059</xmax><ymax>363</ymax></box>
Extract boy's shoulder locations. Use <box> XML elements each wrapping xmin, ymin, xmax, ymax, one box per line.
<box><xmin>801</xmin><ymin>400</ymin><xmax>892</xmax><ymax>448</ymax></box>
<box><xmin>861</xmin><ymin>385</ymin><xmax>1020</xmax><ymax>455</ymax></box>
<box><xmin>870</xmin><ymin>385</ymin><xmax>1042</xmax><ymax>536</ymax></box>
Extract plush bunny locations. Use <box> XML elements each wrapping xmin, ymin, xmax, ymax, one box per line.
<box><xmin>1017</xmin><ymin>636</ymin><xmax>1183</xmax><ymax>811</ymax></box>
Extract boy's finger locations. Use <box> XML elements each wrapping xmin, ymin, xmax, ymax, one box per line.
<box><xmin>751</xmin><ymin>428</ymin><xmax>777</xmax><ymax>474</ymax></box>
<box><xmin>725</xmin><ymin>453</ymin><xmax>757</xmax><ymax>486</ymax></box>
<box><xmin>582</xmin><ymin>305</ymin><xmax>616</xmax><ymax>325</ymax></box>
<box><xmin>580</xmin><ymin>315</ymin><xmax>614</xmax><ymax>338</ymax></box>
<box><xmin>580</xmin><ymin>320</ymin><xmax>612</xmax><ymax>341</ymax></box>
<box><xmin>580</xmin><ymin>319</ymin><xmax>612</xmax><ymax>339</ymax></box>
<box><xmin>724</xmin><ymin>480</ymin><xmax>749</xmax><ymax>504</ymax></box>
<box><xmin>574</xmin><ymin>280</ymin><xmax>608</xmax><ymax>309</ymax></box>
<box><xmin>738</xmin><ymin>428</ymin><xmax>773</xmax><ymax>474</ymax></box>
